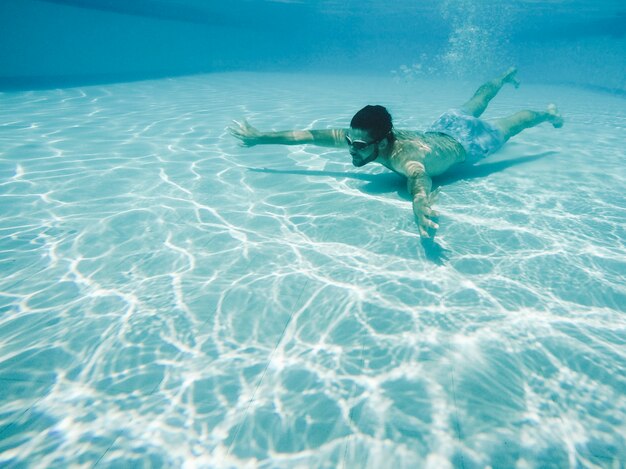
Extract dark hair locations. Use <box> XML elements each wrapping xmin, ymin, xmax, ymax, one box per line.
<box><xmin>350</xmin><ymin>105</ymin><xmax>395</xmax><ymax>143</ymax></box>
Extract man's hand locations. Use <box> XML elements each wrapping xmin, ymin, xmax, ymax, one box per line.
<box><xmin>413</xmin><ymin>189</ymin><xmax>439</xmax><ymax>238</ymax></box>
<box><xmin>406</xmin><ymin>163</ymin><xmax>439</xmax><ymax>238</ymax></box>
<box><xmin>228</xmin><ymin>119</ymin><xmax>263</xmax><ymax>147</ymax></box>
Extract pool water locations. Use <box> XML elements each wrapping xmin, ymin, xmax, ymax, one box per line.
<box><xmin>0</xmin><ymin>72</ymin><xmax>625</xmax><ymax>467</ymax></box>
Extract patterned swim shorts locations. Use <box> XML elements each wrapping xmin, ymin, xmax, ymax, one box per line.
<box><xmin>428</xmin><ymin>109</ymin><xmax>505</xmax><ymax>164</ymax></box>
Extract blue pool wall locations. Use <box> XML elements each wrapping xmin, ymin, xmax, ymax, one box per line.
<box><xmin>0</xmin><ymin>0</ymin><xmax>625</xmax><ymax>92</ymax></box>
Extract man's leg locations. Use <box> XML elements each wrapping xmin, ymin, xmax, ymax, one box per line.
<box><xmin>461</xmin><ymin>67</ymin><xmax>520</xmax><ymax>118</ymax></box>
<box><xmin>492</xmin><ymin>104</ymin><xmax>564</xmax><ymax>141</ymax></box>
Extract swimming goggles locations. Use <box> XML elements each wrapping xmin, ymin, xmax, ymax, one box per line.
<box><xmin>345</xmin><ymin>135</ymin><xmax>376</xmax><ymax>150</ymax></box>
<box><xmin>345</xmin><ymin>131</ymin><xmax>391</xmax><ymax>150</ymax></box>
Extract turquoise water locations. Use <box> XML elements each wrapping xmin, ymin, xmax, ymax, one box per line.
<box><xmin>1</xmin><ymin>72</ymin><xmax>625</xmax><ymax>467</ymax></box>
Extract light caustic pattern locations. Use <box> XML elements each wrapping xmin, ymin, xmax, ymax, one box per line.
<box><xmin>0</xmin><ymin>74</ymin><xmax>625</xmax><ymax>467</ymax></box>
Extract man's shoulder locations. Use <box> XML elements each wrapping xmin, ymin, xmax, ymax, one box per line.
<box><xmin>395</xmin><ymin>129</ymin><xmax>425</xmax><ymax>140</ymax></box>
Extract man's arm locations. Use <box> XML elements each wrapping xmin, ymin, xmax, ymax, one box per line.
<box><xmin>229</xmin><ymin>119</ymin><xmax>346</xmax><ymax>148</ymax></box>
<box><xmin>406</xmin><ymin>162</ymin><xmax>439</xmax><ymax>238</ymax></box>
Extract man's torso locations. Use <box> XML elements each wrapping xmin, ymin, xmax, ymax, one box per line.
<box><xmin>379</xmin><ymin>130</ymin><xmax>466</xmax><ymax>177</ymax></box>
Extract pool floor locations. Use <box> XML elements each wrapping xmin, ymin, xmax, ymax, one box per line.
<box><xmin>0</xmin><ymin>72</ymin><xmax>625</xmax><ymax>467</ymax></box>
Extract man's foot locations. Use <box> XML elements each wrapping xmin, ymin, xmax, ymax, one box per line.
<box><xmin>500</xmin><ymin>67</ymin><xmax>520</xmax><ymax>89</ymax></box>
<box><xmin>547</xmin><ymin>104</ymin><xmax>564</xmax><ymax>128</ymax></box>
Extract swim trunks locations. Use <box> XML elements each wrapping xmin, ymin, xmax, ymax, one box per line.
<box><xmin>428</xmin><ymin>109</ymin><xmax>505</xmax><ymax>164</ymax></box>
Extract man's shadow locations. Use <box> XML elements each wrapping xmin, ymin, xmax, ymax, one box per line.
<box><xmin>247</xmin><ymin>151</ymin><xmax>556</xmax><ymax>265</ymax></box>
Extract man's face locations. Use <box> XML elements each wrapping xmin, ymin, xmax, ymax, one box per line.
<box><xmin>346</xmin><ymin>128</ymin><xmax>379</xmax><ymax>167</ymax></box>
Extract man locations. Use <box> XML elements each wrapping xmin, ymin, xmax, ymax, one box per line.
<box><xmin>229</xmin><ymin>68</ymin><xmax>563</xmax><ymax>238</ymax></box>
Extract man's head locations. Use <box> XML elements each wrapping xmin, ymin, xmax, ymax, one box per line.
<box><xmin>346</xmin><ymin>105</ymin><xmax>395</xmax><ymax>167</ymax></box>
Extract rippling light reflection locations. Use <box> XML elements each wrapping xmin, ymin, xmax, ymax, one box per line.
<box><xmin>0</xmin><ymin>73</ymin><xmax>625</xmax><ymax>467</ymax></box>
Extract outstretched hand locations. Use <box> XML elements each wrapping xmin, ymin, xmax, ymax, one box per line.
<box><xmin>413</xmin><ymin>188</ymin><xmax>440</xmax><ymax>238</ymax></box>
<box><xmin>228</xmin><ymin>119</ymin><xmax>263</xmax><ymax>147</ymax></box>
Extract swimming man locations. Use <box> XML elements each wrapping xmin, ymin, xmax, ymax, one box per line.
<box><xmin>229</xmin><ymin>68</ymin><xmax>563</xmax><ymax>238</ymax></box>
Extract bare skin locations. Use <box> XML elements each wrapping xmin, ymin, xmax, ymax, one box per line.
<box><xmin>229</xmin><ymin>68</ymin><xmax>563</xmax><ymax>238</ymax></box>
